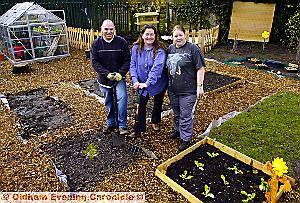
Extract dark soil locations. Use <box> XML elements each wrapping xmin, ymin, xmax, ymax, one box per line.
<box><xmin>205</xmin><ymin>41</ymin><xmax>300</xmax><ymax>80</ymax></box>
<box><xmin>78</xmin><ymin>71</ymin><xmax>240</xmax><ymax>119</ymax></box>
<box><xmin>42</xmin><ymin>131</ymin><xmax>140</xmax><ymax>191</ymax></box>
<box><xmin>6</xmin><ymin>89</ymin><xmax>72</xmax><ymax>139</ymax></box>
<box><xmin>166</xmin><ymin>144</ymin><xmax>270</xmax><ymax>203</ymax></box>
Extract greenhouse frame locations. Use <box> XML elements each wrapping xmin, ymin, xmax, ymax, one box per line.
<box><xmin>0</xmin><ymin>2</ymin><xmax>69</xmax><ymax>65</ymax></box>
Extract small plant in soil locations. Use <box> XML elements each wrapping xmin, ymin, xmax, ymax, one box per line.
<box><xmin>194</xmin><ymin>160</ymin><xmax>204</xmax><ymax>171</ymax></box>
<box><xmin>228</xmin><ymin>165</ymin><xmax>244</xmax><ymax>174</ymax></box>
<box><xmin>207</xmin><ymin>152</ymin><xmax>219</xmax><ymax>158</ymax></box>
<box><xmin>259</xmin><ymin>178</ymin><xmax>269</xmax><ymax>192</ymax></box>
<box><xmin>221</xmin><ymin>174</ymin><xmax>229</xmax><ymax>185</ymax></box>
<box><xmin>202</xmin><ymin>185</ymin><xmax>215</xmax><ymax>199</ymax></box>
<box><xmin>83</xmin><ymin>143</ymin><xmax>98</xmax><ymax>160</ymax></box>
<box><xmin>179</xmin><ymin>170</ymin><xmax>193</xmax><ymax>180</ymax></box>
<box><xmin>241</xmin><ymin>191</ymin><xmax>256</xmax><ymax>203</ymax></box>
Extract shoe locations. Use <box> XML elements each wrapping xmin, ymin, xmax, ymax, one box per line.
<box><xmin>128</xmin><ymin>132</ymin><xmax>141</xmax><ymax>138</ymax></box>
<box><xmin>119</xmin><ymin>128</ymin><xmax>128</xmax><ymax>135</ymax></box>
<box><xmin>169</xmin><ymin>131</ymin><xmax>180</xmax><ymax>139</ymax></box>
<box><xmin>179</xmin><ymin>140</ymin><xmax>191</xmax><ymax>151</ymax></box>
<box><xmin>152</xmin><ymin>124</ymin><xmax>160</xmax><ymax>131</ymax></box>
<box><xmin>103</xmin><ymin>126</ymin><xmax>116</xmax><ymax>134</ymax></box>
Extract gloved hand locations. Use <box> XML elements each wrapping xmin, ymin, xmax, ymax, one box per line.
<box><xmin>114</xmin><ymin>72</ymin><xmax>122</xmax><ymax>81</ymax></box>
<box><xmin>107</xmin><ymin>72</ymin><xmax>122</xmax><ymax>81</ymax></box>
<box><xmin>107</xmin><ymin>72</ymin><xmax>115</xmax><ymax>81</ymax></box>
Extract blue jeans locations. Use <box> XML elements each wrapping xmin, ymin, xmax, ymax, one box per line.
<box><xmin>99</xmin><ymin>79</ymin><xmax>128</xmax><ymax>129</ymax></box>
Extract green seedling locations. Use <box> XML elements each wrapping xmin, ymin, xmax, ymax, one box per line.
<box><xmin>179</xmin><ymin>170</ymin><xmax>193</xmax><ymax>180</ymax></box>
<box><xmin>207</xmin><ymin>152</ymin><xmax>219</xmax><ymax>158</ymax></box>
<box><xmin>202</xmin><ymin>184</ymin><xmax>215</xmax><ymax>198</ymax></box>
<box><xmin>221</xmin><ymin>175</ymin><xmax>229</xmax><ymax>185</ymax></box>
<box><xmin>259</xmin><ymin>178</ymin><xmax>270</xmax><ymax>192</ymax></box>
<box><xmin>241</xmin><ymin>191</ymin><xmax>255</xmax><ymax>203</ymax></box>
<box><xmin>194</xmin><ymin>160</ymin><xmax>204</xmax><ymax>171</ymax></box>
<box><xmin>228</xmin><ymin>165</ymin><xmax>243</xmax><ymax>174</ymax></box>
<box><xmin>83</xmin><ymin>143</ymin><xmax>98</xmax><ymax>160</ymax></box>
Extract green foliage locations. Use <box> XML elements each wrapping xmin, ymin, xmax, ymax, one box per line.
<box><xmin>202</xmin><ymin>184</ymin><xmax>215</xmax><ymax>198</ymax></box>
<box><xmin>172</xmin><ymin>0</ymin><xmax>211</xmax><ymax>30</ymax></box>
<box><xmin>241</xmin><ymin>191</ymin><xmax>256</xmax><ymax>203</ymax></box>
<box><xmin>179</xmin><ymin>170</ymin><xmax>193</xmax><ymax>180</ymax></box>
<box><xmin>228</xmin><ymin>165</ymin><xmax>243</xmax><ymax>175</ymax></box>
<box><xmin>221</xmin><ymin>175</ymin><xmax>229</xmax><ymax>185</ymax></box>
<box><xmin>259</xmin><ymin>178</ymin><xmax>270</xmax><ymax>192</ymax></box>
<box><xmin>209</xmin><ymin>92</ymin><xmax>300</xmax><ymax>173</ymax></box>
<box><xmin>207</xmin><ymin>152</ymin><xmax>219</xmax><ymax>158</ymax></box>
<box><xmin>194</xmin><ymin>160</ymin><xmax>205</xmax><ymax>171</ymax></box>
<box><xmin>83</xmin><ymin>143</ymin><xmax>98</xmax><ymax>160</ymax></box>
<box><xmin>285</xmin><ymin>5</ymin><xmax>300</xmax><ymax>47</ymax></box>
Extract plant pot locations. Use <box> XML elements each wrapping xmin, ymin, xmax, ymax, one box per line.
<box><xmin>155</xmin><ymin>137</ymin><xmax>295</xmax><ymax>203</ymax></box>
<box><xmin>14</xmin><ymin>45</ymin><xmax>25</xmax><ymax>58</ymax></box>
<box><xmin>85</xmin><ymin>49</ymin><xmax>91</xmax><ymax>59</ymax></box>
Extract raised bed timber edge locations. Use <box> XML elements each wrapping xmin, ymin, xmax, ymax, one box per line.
<box><xmin>155</xmin><ymin>137</ymin><xmax>295</xmax><ymax>203</ymax></box>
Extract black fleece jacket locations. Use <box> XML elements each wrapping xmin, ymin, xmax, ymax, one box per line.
<box><xmin>91</xmin><ymin>36</ymin><xmax>130</xmax><ymax>86</ymax></box>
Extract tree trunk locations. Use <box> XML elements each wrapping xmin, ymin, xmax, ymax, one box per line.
<box><xmin>296</xmin><ymin>40</ymin><xmax>300</xmax><ymax>62</ymax></box>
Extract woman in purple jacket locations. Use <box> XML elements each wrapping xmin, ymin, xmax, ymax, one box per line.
<box><xmin>129</xmin><ymin>24</ymin><xmax>167</xmax><ymax>138</ymax></box>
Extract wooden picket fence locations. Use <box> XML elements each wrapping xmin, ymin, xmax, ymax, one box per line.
<box><xmin>186</xmin><ymin>25</ymin><xmax>219</xmax><ymax>53</ymax></box>
<box><xmin>67</xmin><ymin>24</ymin><xmax>219</xmax><ymax>52</ymax></box>
<box><xmin>67</xmin><ymin>27</ymin><xmax>102</xmax><ymax>50</ymax></box>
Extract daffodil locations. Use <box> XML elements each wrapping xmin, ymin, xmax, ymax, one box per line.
<box><xmin>272</xmin><ymin>157</ymin><xmax>288</xmax><ymax>177</ymax></box>
<box><xmin>261</xmin><ymin>31</ymin><xmax>270</xmax><ymax>39</ymax></box>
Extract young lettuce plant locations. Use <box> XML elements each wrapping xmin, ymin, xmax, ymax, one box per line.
<box><xmin>221</xmin><ymin>174</ymin><xmax>229</xmax><ymax>185</ymax></box>
<box><xmin>202</xmin><ymin>184</ymin><xmax>215</xmax><ymax>198</ymax></box>
<box><xmin>228</xmin><ymin>165</ymin><xmax>243</xmax><ymax>174</ymax></box>
<box><xmin>83</xmin><ymin>143</ymin><xmax>98</xmax><ymax>160</ymax></box>
<box><xmin>194</xmin><ymin>160</ymin><xmax>204</xmax><ymax>171</ymax></box>
<box><xmin>241</xmin><ymin>191</ymin><xmax>255</xmax><ymax>203</ymax></box>
<box><xmin>207</xmin><ymin>152</ymin><xmax>219</xmax><ymax>158</ymax></box>
<box><xmin>264</xmin><ymin>157</ymin><xmax>292</xmax><ymax>203</ymax></box>
<box><xmin>259</xmin><ymin>178</ymin><xmax>269</xmax><ymax>192</ymax></box>
<box><xmin>179</xmin><ymin>170</ymin><xmax>193</xmax><ymax>180</ymax></box>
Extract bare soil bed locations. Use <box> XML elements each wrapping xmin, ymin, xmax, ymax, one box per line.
<box><xmin>166</xmin><ymin>144</ymin><xmax>269</xmax><ymax>203</ymax></box>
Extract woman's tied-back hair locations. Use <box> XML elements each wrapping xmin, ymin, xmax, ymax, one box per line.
<box><xmin>134</xmin><ymin>24</ymin><xmax>166</xmax><ymax>58</ymax></box>
<box><xmin>172</xmin><ymin>25</ymin><xmax>186</xmax><ymax>34</ymax></box>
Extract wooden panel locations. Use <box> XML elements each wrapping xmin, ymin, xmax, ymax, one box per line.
<box><xmin>228</xmin><ymin>1</ymin><xmax>275</xmax><ymax>42</ymax></box>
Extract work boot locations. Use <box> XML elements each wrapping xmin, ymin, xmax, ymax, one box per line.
<box><xmin>179</xmin><ymin>140</ymin><xmax>191</xmax><ymax>151</ymax></box>
<box><xmin>152</xmin><ymin>123</ymin><xmax>160</xmax><ymax>131</ymax></box>
<box><xmin>169</xmin><ymin>131</ymin><xmax>180</xmax><ymax>139</ymax></box>
<box><xmin>103</xmin><ymin>126</ymin><xmax>116</xmax><ymax>134</ymax></box>
<box><xmin>119</xmin><ymin>128</ymin><xmax>128</xmax><ymax>135</ymax></box>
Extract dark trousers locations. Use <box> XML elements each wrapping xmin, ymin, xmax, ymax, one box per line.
<box><xmin>134</xmin><ymin>89</ymin><xmax>166</xmax><ymax>134</ymax></box>
<box><xmin>169</xmin><ymin>91</ymin><xmax>197</xmax><ymax>142</ymax></box>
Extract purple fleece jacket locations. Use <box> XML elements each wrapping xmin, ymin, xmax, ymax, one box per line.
<box><xmin>130</xmin><ymin>44</ymin><xmax>167</xmax><ymax>97</ymax></box>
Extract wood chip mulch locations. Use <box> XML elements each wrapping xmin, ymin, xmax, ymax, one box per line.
<box><xmin>0</xmin><ymin>49</ymin><xmax>299</xmax><ymax>202</ymax></box>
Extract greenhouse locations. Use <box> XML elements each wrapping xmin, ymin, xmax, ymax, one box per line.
<box><xmin>0</xmin><ymin>2</ymin><xmax>69</xmax><ymax>65</ymax></box>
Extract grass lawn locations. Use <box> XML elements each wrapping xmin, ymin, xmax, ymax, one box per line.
<box><xmin>209</xmin><ymin>91</ymin><xmax>300</xmax><ymax>175</ymax></box>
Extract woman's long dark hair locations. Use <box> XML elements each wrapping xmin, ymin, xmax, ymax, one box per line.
<box><xmin>134</xmin><ymin>24</ymin><xmax>166</xmax><ymax>58</ymax></box>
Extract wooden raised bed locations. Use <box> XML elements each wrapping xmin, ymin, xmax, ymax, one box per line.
<box><xmin>155</xmin><ymin>137</ymin><xmax>295</xmax><ymax>203</ymax></box>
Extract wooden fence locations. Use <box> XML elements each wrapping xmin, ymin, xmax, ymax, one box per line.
<box><xmin>67</xmin><ymin>25</ymin><xmax>220</xmax><ymax>52</ymax></box>
<box><xmin>186</xmin><ymin>25</ymin><xmax>219</xmax><ymax>53</ymax></box>
<box><xmin>67</xmin><ymin>27</ymin><xmax>102</xmax><ymax>50</ymax></box>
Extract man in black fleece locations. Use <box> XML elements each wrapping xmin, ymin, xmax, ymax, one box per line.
<box><xmin>91</xmin><ymin>19</ymin><xmax>130</xmax><ymax>135</ymax></box>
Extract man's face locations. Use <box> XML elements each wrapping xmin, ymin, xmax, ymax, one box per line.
<box><xmin>101</xmin><ymin>21</ymin><xmax>115</xmax><ymax>41</ymax></box>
